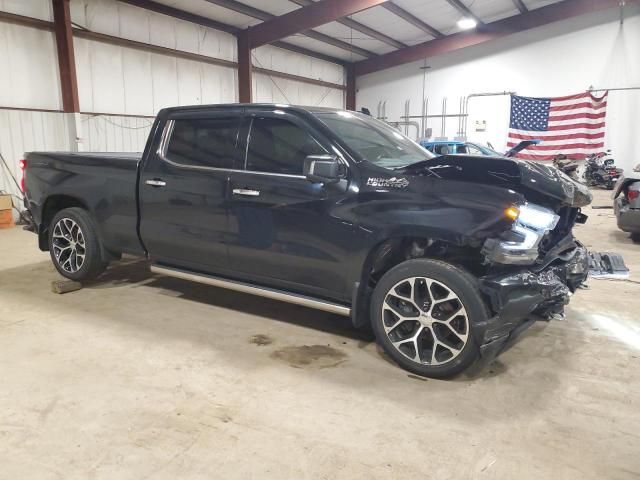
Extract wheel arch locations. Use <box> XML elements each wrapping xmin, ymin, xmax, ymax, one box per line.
<box><xmin>351</xmin><ymin>231</ymin><xmax>481</xmax><ymax>328</ymax></box>
<box><xmin>39</xmin><ymin>195</ymin><xmax>90</xmax><ymax>251</ymax></box>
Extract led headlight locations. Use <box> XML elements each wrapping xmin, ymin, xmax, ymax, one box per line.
<box><xmin>516</xmin><ymin>203</ymin><xmax>560</xmax><ymax>232</ymax></box>
<box><xmin>484</xmin><ymin>202</ymin><xmax>561</xmax><ymax>265</ymax></box>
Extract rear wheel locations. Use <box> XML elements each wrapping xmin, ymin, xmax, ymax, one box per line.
<box><xmin>370</xmin><ymin>259</ymin><xmax>487</xmax><ymax>378</ymax></box>
<box><xmin>48</xmin><ymin>207</ymin><xmax>108</xmax><ymax>281</ymax></box>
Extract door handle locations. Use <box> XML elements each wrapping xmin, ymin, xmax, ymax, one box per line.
<box><xmin>233</xmin><ymin>188</ymin><xmax>260</xmax><ymax>197</ymax></box>
<box><xmin>145</xmin><ymin>179</ymin><xmax>167</xmax><ymax>187</ymax></box>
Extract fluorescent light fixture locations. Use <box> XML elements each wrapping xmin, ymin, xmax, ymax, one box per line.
<box><xmin>457</xmin><ymin>17</ymin><xmax>477</xmax><ymax>29</ymax></box>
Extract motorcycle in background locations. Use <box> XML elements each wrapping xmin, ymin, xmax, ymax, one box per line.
<box><xmin>553</xmin><ymin>154</ymin><xmax>580</xmax><ymax>181</ymax></box>
<box><xmin>584</xmin><ymin>151</ymin><xmax>623</xmax><ymax>190</ymax></box>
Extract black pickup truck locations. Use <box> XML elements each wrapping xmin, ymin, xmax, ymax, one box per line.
<box><xmin>23</xmin><ymin>104</ymin><xmax>592</xmax><ymax>378</ymax></box>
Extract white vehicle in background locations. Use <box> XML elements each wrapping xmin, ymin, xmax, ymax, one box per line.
<box><xmin>613</xmin><ymin>164</ymin><xmax>640</xmax><ymax>241</ymax></box>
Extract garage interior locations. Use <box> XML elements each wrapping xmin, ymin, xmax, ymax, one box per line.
<box><xmin>1</xmin><ymin>0</ymin><xmax>640</xmax><ymax>478</ymax></box>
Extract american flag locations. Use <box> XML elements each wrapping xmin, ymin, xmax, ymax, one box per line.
<box><xmin>507</xmin><ymin>91</ymin><xmax>608</xmax><ymax>160</ymax></box>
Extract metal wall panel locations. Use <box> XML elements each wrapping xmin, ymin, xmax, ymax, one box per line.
<box><xmin>0</xmin><ymin>110</ymin><xmax>151</xmax><ymax>211</ymax></box>
<box><xmin>0</xmin><ymin>22</ymin><xmax>61</xmax><ymax>110</ymax></box>
<box><xmin>0</xmin><ymin>0</ymin><xmax>52</xmax><ymax>21</ymax></box>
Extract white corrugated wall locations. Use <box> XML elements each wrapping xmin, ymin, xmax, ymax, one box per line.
<box><xmin>0</xmin><ymin>0</ymin><xmax>346</xmax><ymax>215</ymax></box>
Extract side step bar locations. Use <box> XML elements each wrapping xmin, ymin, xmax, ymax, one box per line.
<box><xmin>150</xmin><ymin>265</ymin><xmax>351</xmax><ymax>317</ymax></box>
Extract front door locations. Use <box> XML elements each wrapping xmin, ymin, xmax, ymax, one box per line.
<box><xmin>226</xmin><ymin>111</ymin><xmax>357</xmax><ymax>302</ymax></box>
<box><xmin>139</xmin><ymin>110</ymin><xmax>244</xmax><ymax>273</ymax></box>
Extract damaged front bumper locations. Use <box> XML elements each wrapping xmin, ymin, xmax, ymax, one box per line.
<box><xmin>476</xmin><ymin>238</ymin><xmax>589</xmax><ymax>361</ymax></box>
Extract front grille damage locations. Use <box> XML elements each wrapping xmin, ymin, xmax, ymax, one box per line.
<box><xmin>475</xmin><ymin>232</ymin><xmax>589</xmax><ymax>361</ymax></box>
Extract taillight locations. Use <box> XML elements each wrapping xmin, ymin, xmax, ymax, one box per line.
<box><xmin>628</xmin><ymin>189</ymin><xmax>640</xmax><ymax>201</ymax></box>
<box><xmin>18</xmin><ymin>159</ymin><xmax>26</xmax><ymax>192</ymax></box>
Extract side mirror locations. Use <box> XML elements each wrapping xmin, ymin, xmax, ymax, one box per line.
<box><xmin>303</xmin><ymin>155</ymin><xmax>344</xmax><ymax>184</ymax></box>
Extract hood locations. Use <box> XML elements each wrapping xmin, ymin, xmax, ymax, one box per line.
<box><xmin>404</xmin><ymin>155</ymin><xmax>592</xmax><ymax>208</ymax></box>
<box><xmin>505</xmin><ymin>139</ymin><xmax>540</xmax><ymax>157</ymax></box>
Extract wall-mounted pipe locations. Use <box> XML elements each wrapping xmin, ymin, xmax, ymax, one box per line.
<box><xmin>387</xmin><ymin>121</ymin><xmax>420</xmax><ymax>140</ymax></box>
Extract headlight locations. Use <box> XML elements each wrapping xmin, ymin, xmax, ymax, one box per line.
<box><xmin>484</xmin><ymin>202</ymin><xmax>560</xmax><ymax>265</ymax></box>
<box><xmin>517</xmin><ymin>203</ymin><xmax>560</xmax><ymax>232</ymax></box>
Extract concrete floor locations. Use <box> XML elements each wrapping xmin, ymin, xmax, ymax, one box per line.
<box><xmin>1</xmin><ymin>188</ymin><xmax>639</xmax><ymax>479</ymax></box>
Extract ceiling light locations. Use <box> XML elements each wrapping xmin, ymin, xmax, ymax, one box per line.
<box><xmin>457</xmin><ymin>18</ymin><xmax>477</xmax><ymax>30</ymax></box>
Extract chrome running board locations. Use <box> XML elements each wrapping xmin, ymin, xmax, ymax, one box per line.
<box><xmin>150</xmin><ymin>264</ymin><xmax>351</xmax><ymax>317</ymax></box>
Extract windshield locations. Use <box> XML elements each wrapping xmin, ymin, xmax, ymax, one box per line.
<box><xmin>473</xmin><ymin>144</ymin><xmax>503</xmax><ymax>156</ymax></box>
<box><xmin>315</xmin><ymin>111</ymin><xmax>435</xmax><ymax>169</ymax></box>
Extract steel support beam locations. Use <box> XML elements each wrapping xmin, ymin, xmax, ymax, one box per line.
<box><xmin>120</xmin><ymin>0</ymin><xmax>239</xmax><ymax>33</ymax></box>
<box><xmin>205</xmin><ymin>0</ymin><xmax>374</xmax><ymax>57</ymax></box>
<box><xmin>119</xmin><ymin>0</ymin><xmax>346</xmax><ymax>64</ymax></box>
<box><xmin>445</xmin><ymin>0</ymin><xmax>485</xmax><ymax>25</ymax></box>
<box><xmin>238</xmin><ymin>32</ymin><xmax>252</xmax><ymax>103</ymax></box>
<box><xmin>382</xmin><ymin>2</ymin><xmax>443</xmax><ymax>38</ymax></box>
<box><xmin>288</xmin><ymin>0</ymin><xmax>405</xmax><ymax>49</ymax></box>
<box><xmin>52</xmin><ymin>0</ymin><xmax>80</xmax><ymax>113</ymax></box>
<box><xmin>512</xmin><ymin>0</ymin><xmax>529</xmax><ymax>14</ymax></box>
<box><xmin>354</xmin><ymin>0</ymin><xmax>628</xmax><ymax>76</ymax></box>
<box><xmin>247</xmin><ymin>0</ymin><xmax>389</xmax><ymax>48</ymax></box>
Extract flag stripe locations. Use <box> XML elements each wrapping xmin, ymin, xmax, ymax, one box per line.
<box><xmin>546</xmin><ymin>122</ymin><xmax>605</xmax><ymax>131</ymax></box>
<box><xmin>548</xmin><ymin>111</ymin><xmax>607</xmax><ymax>121</ymax></box>
<box><xmin>515</xmin><ymin>152</ymin><xmax>593</xmax><ymax>160</ymax></box>
<box><xmin>549</xmin><ymin>101</ymin><xmax>607</xmax><ymax>112</ymax></box>
<box><xmin>507</xmin><ymin>142</ymin><xmax>605</xmax><ymax>150</ymax></box>
<box><xmin>508</xmin><ymin>131</ymin><xmax>605</xmax><ymax>141</ymax></box>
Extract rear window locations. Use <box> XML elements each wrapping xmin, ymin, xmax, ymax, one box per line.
<box><xmin>165</xmin><ymin>117</ymin><xmax>242</xmax><ymax>169</ymax></box>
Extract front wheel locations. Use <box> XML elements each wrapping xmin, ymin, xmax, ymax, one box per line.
<box><xmin>48</xmin><ymin>207</ymin><xmax>108</xmax><ymax>281</ymax></box>
<box><xmin>370</xmin><ymin>259</ymin><xmax>488</xmax><ymax>378</ymax></box>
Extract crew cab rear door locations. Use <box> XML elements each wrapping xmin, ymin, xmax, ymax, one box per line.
<box><xmin>139</xmin><ymin>109</ymin><xmax>243</xmax><ymax>272</ymax></box>
<box><xmin>226</xmin><ymin>110</ymin><xmax>357</xmax><ymax>302</ymax></box>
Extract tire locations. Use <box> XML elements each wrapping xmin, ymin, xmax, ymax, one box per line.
<box><xmin>370</xmin><ymin>259</ymin><xmax>488</xmax><ymax>379</ymax></box>
<box><xmin>48</xmin><ymin>207</ymin><xmax>108</xmax><ymax>281</ymax></box>
<box><xmin>631</xmin><ymin>232</ymin><xmax>640</xmax><ymax>243</ymax></box>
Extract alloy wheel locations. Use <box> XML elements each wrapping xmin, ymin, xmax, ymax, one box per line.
<box><xmin>381</xmin><ymin>277</ymin><xmax>470</xmax><ymax>366</ymax></box>
<box><xmin>52</xmin><ymin>218</ymin><xmax>86</xmax><ymax>273</ymax></box>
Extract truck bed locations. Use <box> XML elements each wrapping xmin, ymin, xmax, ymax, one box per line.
<box><xmin>24</xmin><ymin>151</ymin><xmax>144</xmax><ymax>255</ymax></box>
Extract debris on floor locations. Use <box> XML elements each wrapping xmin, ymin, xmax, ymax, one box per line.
<box><xmin>588</xmin><ymin>252</ymin><xmax>630</xmax><ymax>279</ymax></box>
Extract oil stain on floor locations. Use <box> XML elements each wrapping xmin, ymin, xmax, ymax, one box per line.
<box><xmin>270</xmin><ymin>345</ymin><xmax>347</xmax><ymax>369</ymax></box>
<box><xmin>249</xmin><ymin>334</ymin><xmax>273</xmax><ymax>346</ymax></box>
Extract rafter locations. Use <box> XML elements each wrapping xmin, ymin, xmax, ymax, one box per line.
<box><xmin>288</xmin><ymin>0</ymin><xmax>406</xmax><ymax>49</ymax></box>
<box><xmin>512</xmin><ymin>0</ymin><xmax>529</xmax><ymax>14</ymax></box>
<box><xmin>382</xmin><ymin>2</ymin><xmax>443</xmax><ymax>38</ymax></box>
<box><xmin>354</xmin><ymin>0</ymin><xmax>627</xmax><ymax>76</ymax></box>
<box><xmin>445</xmin><ymin>0</ymin><xmax>485</xmax><ymax>25</ymax></box>
<box><xmin>246</xmin><ymin>0</ymin><xmax>389</xmax><ymax>49</ymax></box>
<box><xmin>119</xmin><ymin>0</ymin><xmax>346</xmax><ymax>64</ymax></box>
<box><xmin>205</xmin><ymin>0</ymin><xmax>376</xmax><ymax>57</ymax></box>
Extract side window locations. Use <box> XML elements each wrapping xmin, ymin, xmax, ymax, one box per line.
<box><xmin>436</xmin><ymin>145</ymin><xmax>449</xmax><ymax>155</ymax></box>
<box><xmin>165</xmin><ymin>117</ymin><xmax>241</xmax><ymax>169</ymax></box>
<box><xmin>246</xmin><ymin>117</ymin><xmax>326</xmax><ymax>175</ymax></box>
<box><xmin>466</xmin><ymin>145</ymin><xmax>482</xmax><ymax>155</ymax></box>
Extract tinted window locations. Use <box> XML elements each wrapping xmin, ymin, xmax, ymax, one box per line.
<box><xmin>165</xmin><ymin>117</ymin><xmax>241</xmax><ymax>169</ymax></box>
<box><xmin>246</xmin><ymin>117</ymin><xmax>326</xmax><ymax>175</ymax></box>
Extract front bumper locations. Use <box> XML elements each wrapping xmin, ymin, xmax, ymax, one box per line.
<box><xmin>476</xmin><ymin>240</ymin><xmax>589</xmax><ymax>361</ymax></box>
<box><xmin>614</xmin><ymin>197</ymin><xmax>640</xmax><ymax>233</ymax></box>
